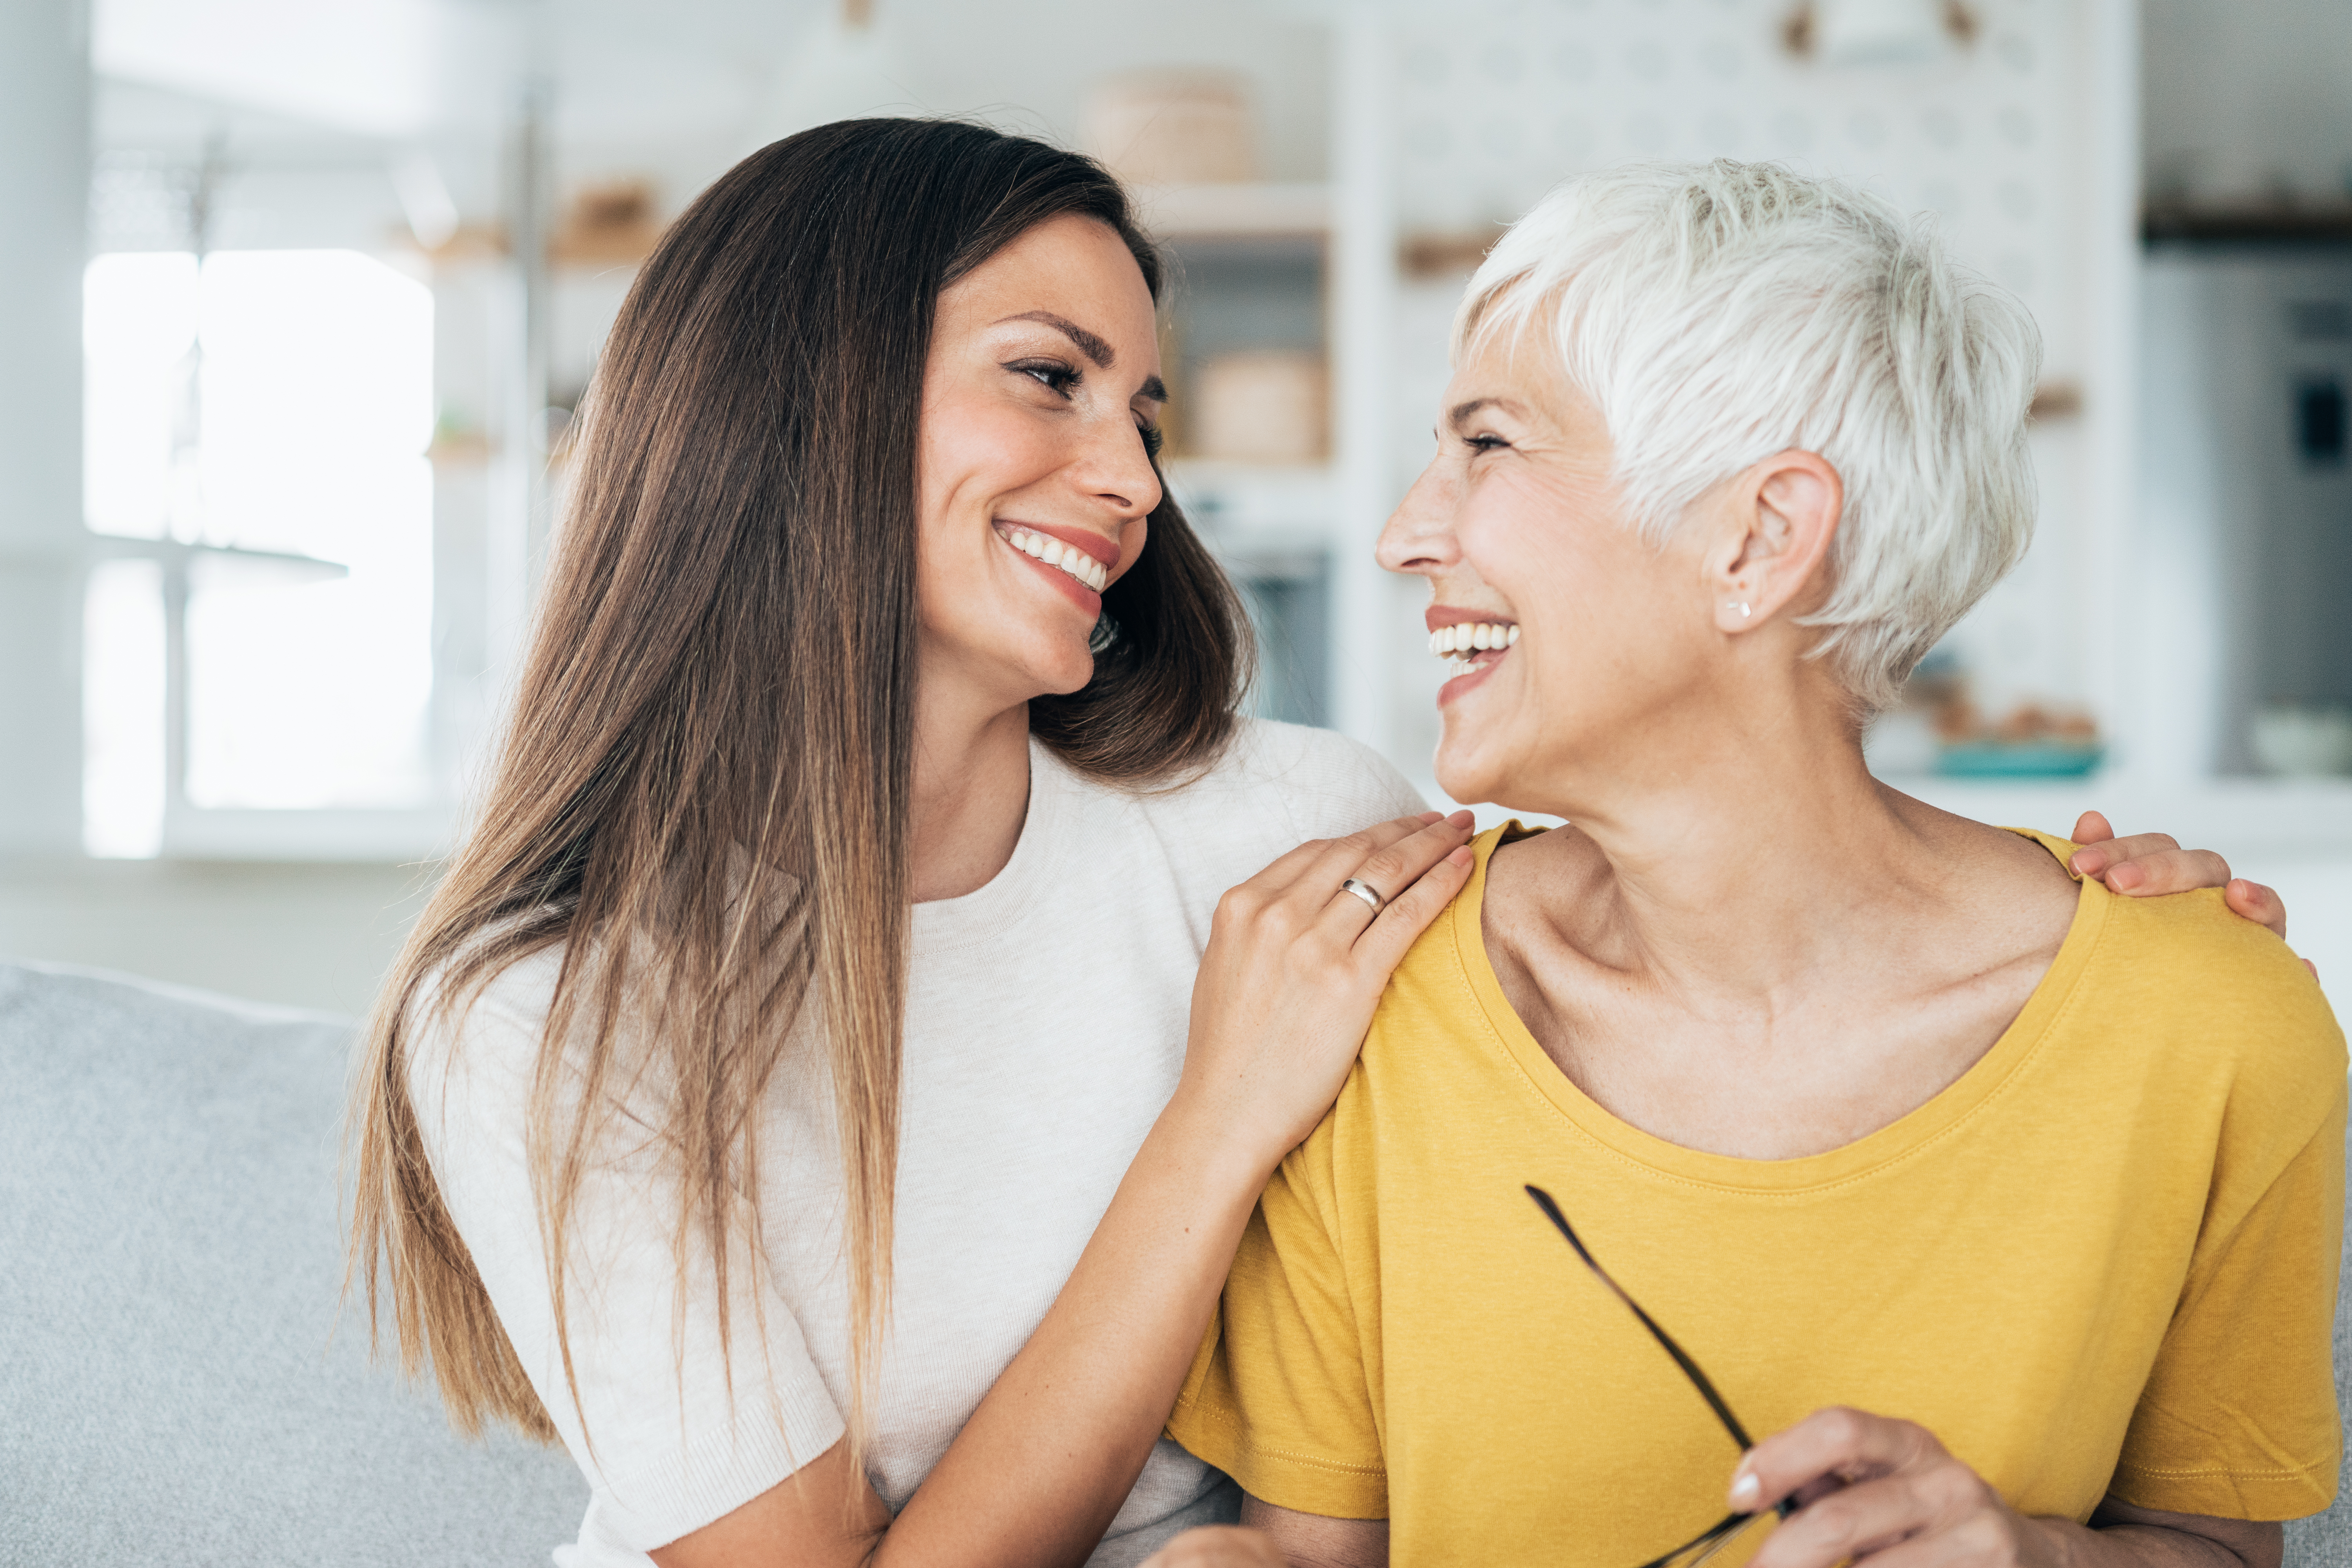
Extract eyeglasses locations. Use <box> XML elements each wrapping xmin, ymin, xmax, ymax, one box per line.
<box><xmin>1526</xmin><ymin>1184</ymin><xmax>1797</xmax><ymax>1568</ymax></box>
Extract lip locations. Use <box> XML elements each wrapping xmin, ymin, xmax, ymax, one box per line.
<box><xmin>1426</xmin><ymin>603</ymin><xmax>1518</xmax><ymax>706</ymax></box>
<box><xmin>1425</xmin><ymin>603</ymin><xmax>1516</xmax><ymax>633</ymax></box>
<box><xmin>995</xmin><ymin>521</ymin><xmax>1109</xmax><ymax>617</ymax></box>
<box><xmin>1439</xmin><ymin>657</ymin><xmax>1506</xmax><ymax>706</ymax></box>
<box><xmin>1002</xmin><ymin>520</ymin><xmax>1122</xmax><ymax>571</ymax></box>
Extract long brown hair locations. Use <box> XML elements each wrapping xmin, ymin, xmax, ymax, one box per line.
<box><xmin>348</xmin><ymin>120</ymin><xmax>1249</xmax><ymax>1461</ymax></box>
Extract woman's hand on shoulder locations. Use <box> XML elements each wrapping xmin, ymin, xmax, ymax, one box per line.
<box><xmin>1171</xmin><ymin>811</ymin><xmax>1477</xmax><ymax>1174</ymax></box>
<box><xmin>2067</xmin><ymin>812</ymin><xmax>2304</xmax><ymax>967</ymax></box>
<box><xmin>1735</xmin><ymin>1406</ymin><xmax>2281</xmax><ymax>1568</ymax></box>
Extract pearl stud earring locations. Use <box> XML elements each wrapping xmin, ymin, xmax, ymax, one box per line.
<box><xmin>1728</xmin><ymin>601</ymin><xmax>1751</xmax><ymax>619</ymax></box>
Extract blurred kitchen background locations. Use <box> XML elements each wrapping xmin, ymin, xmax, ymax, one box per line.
<box><xmin>1</xmin><ymin>0</ymin><xmax>2347</xmax><ymax>1014</ymax></box>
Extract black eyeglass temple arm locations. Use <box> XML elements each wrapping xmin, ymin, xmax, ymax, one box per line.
<box><xmin>1523</xmin><ymin>1183</ymin><xmax>1799</xmax><ymax>1561</ymax></box>
<box><xmin>1636</xmin><ymin>1510</ymin><xmax>1749</xmax><ymax>1568</ymax></box>
<box><xmin>1524</xmin><ymin>1185</ymin><xmax>1756</xmax><ymax>1448</ymax></box>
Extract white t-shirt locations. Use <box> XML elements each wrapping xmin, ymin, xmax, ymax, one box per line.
<box><xmin>410</xmin><ymin>719</ymin><xmax>1424</xmax><ymax>1566</ymax></box>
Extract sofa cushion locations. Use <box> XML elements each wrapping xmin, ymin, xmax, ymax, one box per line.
<box><xmin>0</xmin><ymin>958</ymin><xmax>2342</xmax><ymax>1562</ymax></box>
<box><xmin>0</xmin><ymin>960</ymin><xmax>584</xmax><ymax>1565</ymax></box>
<box><xmin>2285</xmin><ymin>1122</ymin><xmax>2352</xmax><ymax>1568</ymax></box>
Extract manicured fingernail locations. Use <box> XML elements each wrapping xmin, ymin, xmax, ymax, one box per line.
<box><xmin>2071</xmin><ymin>849</ymin><xmax>2105</xmax><ymax>875</ymax></box>
<box><xmin>2109</xmin><ymin>864</ymin><xmax>2142</xmax><ymax>891</ymax></box>
<box><xmin>1448</xmin><ymin>846</ymin><xmax>1474</xmax><ymax>864</ymax></box>
<box><xmin>1730</xmin><ymin>1470</ymin><xmax>1759</xmax><ymax>1508</ymax></box>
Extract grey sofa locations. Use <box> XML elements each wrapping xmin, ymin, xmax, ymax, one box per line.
<box><xmin>0</xmin><ymin>961</ymin><xmax>584</xmax><ymax>1564</ymax></box>
<box><xmin>1</xmin><ymin>958</ymin><xmax>2347</xmax><ymax>1564</ymax></box>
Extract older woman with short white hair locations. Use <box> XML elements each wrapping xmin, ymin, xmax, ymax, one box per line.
<box><xmin>1154</xmin><ymin>160</ymin><xmax>2345</xmax><ymax>1568</ymax></box>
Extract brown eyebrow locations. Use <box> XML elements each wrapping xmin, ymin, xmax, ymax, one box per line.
<box><xmin>1138</xmin><ymin>374</ymin><xmax>1168</xmax><ymax>405</ymax></box>
<box><xmin>1002</xmin><ymin>310</ymin><xmax>1116</xmax><ymax>369</ymax></box>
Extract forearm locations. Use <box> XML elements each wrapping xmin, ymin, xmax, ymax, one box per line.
<box><xmin>2030</xmin><ymin>1504</ymin><xmax>2282</xmax><ymax>1568</ymax></box>
<box><xmin>877</xmin><ymin>1087</ymin><xmax>1270</xmax><ymax>1568</ymax></box>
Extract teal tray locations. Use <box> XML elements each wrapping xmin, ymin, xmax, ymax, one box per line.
<box><xmin>1937</xmin><ymin>742</ymin><xmax>2106</xmax><ymax>779</ymax></box>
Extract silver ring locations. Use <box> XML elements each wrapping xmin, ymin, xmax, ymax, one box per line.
<box><xmin>1339</xmin><ymin>877</ymin><xmax>1385</xmax><ymax>916</ymax></box>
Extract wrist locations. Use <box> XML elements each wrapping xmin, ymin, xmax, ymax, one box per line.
<box><xmin>2021</xmin><ymin>1510</ymin><xmax>2096</xmax><ymax>1568</ymax></box>
<box><xmin>1152</xmin><ymin>1077</ymin><xmax>1289</xmax><ymax>1200</ymax></box>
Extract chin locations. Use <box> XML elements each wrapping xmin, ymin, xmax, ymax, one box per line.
<box><xmin>1432</xmin><ymin>737</ymin><xmax>1504</xmax><ymax>809</ymax></box>
<box><xmin>1435</xmin><ymin>717</ymin><xmax>1561</xmax><ymax>815</ymax></box>
<box><xmin>1025</xmin><ymin>639</ymin><xmax>1099</xmax><ymax>699</ymax></box>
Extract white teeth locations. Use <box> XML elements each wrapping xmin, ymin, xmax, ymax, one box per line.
<box><xmin>1425</xmin><ymin>622</ymin><xmax>1518</xmax><ymax>663</ymax></box>
<box><xmin>1003</xmin><ymin>528</ymin><xmax>1107</xmax><ymax>593</ymax></box>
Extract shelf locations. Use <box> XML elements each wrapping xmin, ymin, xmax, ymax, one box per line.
<box><xmin>1887</xmin><ymin>774</ymin><xmax>2352</xmax><ymax>857</ymax></box>
<box><xmin>1423</xmin><ymin>775</ymin><xmax>2352</xmax><ymax>862</ymax></box>
<box><xmin>1165</xmin><ymin>460</ymin><xmax>1334</xmax><ymax>532</ymax></box>
<box><xmin>2142</xmin><ymin>203</ymin><xmax>2352</xmax><ymax>247</ymax></box>
<box><xmin>1129</xmin><ymin>182</ymin><xmax>1331</xmax><ymax>238</ymax></box>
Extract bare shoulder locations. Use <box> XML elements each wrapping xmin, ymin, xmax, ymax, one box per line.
<box><xmin>1884</xmin><ymin>791</ymin><xmax>2082</xmax><ymax>936</ymax></box>
<box><xmin>1482</xmin><ymin>822</ymin><xmax>1612</xmax><ymax>936</ymax></box>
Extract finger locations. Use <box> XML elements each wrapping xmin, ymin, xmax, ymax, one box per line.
<box><xmin>1268</xmin><ymin>813</ymin><xmax>1447</xmax><ymax>902</ymax></box>
<box><xmin>1812</xmin><ymin>1510</ymin><xmax>2029</xmax><ymax>1568</ymax></box>
<box><xmin>1347</xmin><ymin>844</ymin><xmax>1477</xmax><ymax>973</ymax></box>
<box><xmin>2225</xmin><ymin>878</ymin><xmax>2289</xmax><ymax>941</ymax></box>
<box><xmin>2099</xmin><ymin>847</ymin><xmax>2231</xmax><ymax>897</ymax></box>
<box><xmin>2071</xmin><ymin>810</ymin><xmax>2116</xmax><ymax>846</ymax></box>
<box><xmin>1749</xmin><ymin>1471</ymin><xmax>1981</xmax><ymax>1568</ymax></box>
<box><xmin>1732</xmin><ymin>1408</ymin><xmax>1946</xmax><ymax>1517</ymax></box>
<box><xmin>2067</xmin><ymin>831</ymin><xmax>2182</xmax><ymax>880</ymax></box>
<box><xmin>1316</xmin><ymin>811</ymin><xmax>1477</xmax><ymax>933</ymax></box>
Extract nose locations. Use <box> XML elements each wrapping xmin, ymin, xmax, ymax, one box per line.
<box><xmin>1074</xmin><ymin>411</ymin><xmax>1164</xmax><ymax>521</ymax></box>
<box><xmin>1376</xmin><ymin>454</ymin><xmax>1463</xmax><ymax>578</ymax></box>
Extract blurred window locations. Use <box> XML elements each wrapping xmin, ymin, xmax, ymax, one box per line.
<box><xmin>81</xmin><ymin>249</ymin><xmax>438</xmax><ymax>852</ymax></box>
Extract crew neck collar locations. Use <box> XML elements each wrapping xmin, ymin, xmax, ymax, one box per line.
<box><xmin>1448</xmin><ymin>822</ymin><xmax>2106</xmax><ymax>1195</ymax></box>
<box><xmin>909</xmin><ymin>735</ymin><xmax>1071</xmax><ymax>948</ymax></box>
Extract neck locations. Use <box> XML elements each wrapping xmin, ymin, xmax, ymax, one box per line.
<box><xmin>907</xmin><ymin>674</ymin><xmax>1032</xmax><ymax>905</ymax></box>
<box><xmin>1516</xmin><ymin>671</ymin><xmax>1934</xmax><ymax>998</ymax></box>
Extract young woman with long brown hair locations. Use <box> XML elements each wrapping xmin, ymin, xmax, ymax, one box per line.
<box><xmin>348</xmin><ymin>120</ymin><xmax>2284</xmax><ymax>1568</ymax></box>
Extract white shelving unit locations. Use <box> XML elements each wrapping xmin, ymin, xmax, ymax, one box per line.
<box><xmin>1128</xmin><ymin>181</ymin><xmax>1332</xmax><ymax>240</ymax></box>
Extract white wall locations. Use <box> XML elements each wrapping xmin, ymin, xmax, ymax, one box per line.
<box><xmin>1372</xmin><ymin>0</ymin><xmax>2133</xmax><ymax>772</ymax></box>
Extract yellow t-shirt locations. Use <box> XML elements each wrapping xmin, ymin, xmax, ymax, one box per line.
<box><xmin>1169</xmin><ymin>826</ymin><xmax>2346</xmax><ymax>1566</ymax></box>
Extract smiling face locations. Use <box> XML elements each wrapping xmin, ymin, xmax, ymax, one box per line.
<box><xmin>915</xmin><ymin>212</ymin><xmax>1167</xmax><ymax>717</ymax></box>
<box><xmin>1379</xmin><ymin>329</ymin><xmax>1740</xmax><ymax>814</ymax></box>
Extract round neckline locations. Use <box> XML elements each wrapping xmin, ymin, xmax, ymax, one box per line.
<box><xmin>1450</xmin><ymin>822</ymin><xmax>2109</xmax><ymax>1195</ymax></box>
<box><xmin>909</xmin><ymin>736</ymin><xmax>1067</xmax><ymax>947</ymax></box>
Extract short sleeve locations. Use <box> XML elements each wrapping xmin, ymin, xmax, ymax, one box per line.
<box><xmin>2111</xmin><ymin>1087</ymin><xmax>2346</xmax><ymax>1520</ymax></box>
<box><xmin>1166</xmin><ymin>1125</ymin><xmax>1388</xmax><ymax>1518</ymax></box>
<box><xmin>409</xmin><ymin>965</ymin><xmax>846</xmax><ymax>1551</ymax></box>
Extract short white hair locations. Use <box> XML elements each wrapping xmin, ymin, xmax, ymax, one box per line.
<box><xmin>1458</xmin><ymin>160</ymin><xmax>2042</xmax><ymax>713</ymax></box>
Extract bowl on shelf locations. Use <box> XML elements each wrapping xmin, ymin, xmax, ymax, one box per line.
<box><xmin>1083</xmin><ymin>70</ymin><xmax>1258</xmax><ymax>187</ymax></box>
<box><xmin>1193</xmin><ymin>350</ymin><xmax>1328</xmax><ymax>464</ymax></box>
<box><xmin>1936</xmin><ymin>741</ymin><xmax>2107</xmax><ymax>779</ymax></box>
<box><xmin>2249</xmin><ymin>704</ymin><xmax>2352</xmax><ymax>777</ymax></box>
